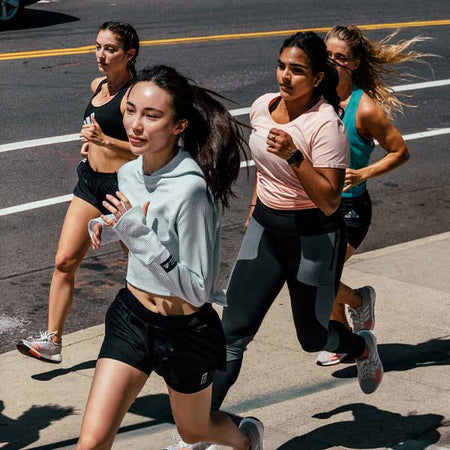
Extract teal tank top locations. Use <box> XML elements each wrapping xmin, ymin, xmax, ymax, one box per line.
<box><xmin>341</xmin><ymin>86</ymin><xmax>375</xmax><ymax>198</ymax></box>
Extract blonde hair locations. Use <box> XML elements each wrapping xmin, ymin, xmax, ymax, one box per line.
<box><xmin>326</xmin><ymin>25</ymin><xmax>433</xmax><ymax>118</ymax></box>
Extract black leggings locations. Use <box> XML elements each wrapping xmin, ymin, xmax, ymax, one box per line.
<box><xmin>212</xmin><ymin>199</ymin><xmax>366</xmax><ymax>410</ymax></box>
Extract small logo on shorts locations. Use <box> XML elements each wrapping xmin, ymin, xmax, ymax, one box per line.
<box><xmin>200</xmin><ymin>372</ymin><xmax>209</xmax><ymax>385</ymax></box>
<box><xmin>161</xmin><ymin>255</ymin><xmax>177</xmax><ymax>273</ymax></box>
<box><xmin>344</xmin><ymin>209</ymin><xmax>360</xmax><ymax>219</ymax></box>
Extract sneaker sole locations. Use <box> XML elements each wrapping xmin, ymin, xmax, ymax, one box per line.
<box><xmin>358</xmin><ymin>330</ymin><xmax>383</xmax><ymax>394</ymax></box>
<box><xmin>16</xmin><ymin>342</ymin><xmax>62</xmax><ymax>364</ymax></box>
<box><xmin>316</xmin><ymin>353</ymin><xmax>349</xmax><ymax>366</ymax></box>
<box><xmin>240</xmin><ymin>417</ymin><xmax>264</xmax><ymax>450</ymax></box>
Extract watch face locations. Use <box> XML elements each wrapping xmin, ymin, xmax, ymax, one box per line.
<box><xmin>288</xmin><ymin>150</ymin><xmax>303</xmax><ymax>165</ymax></box>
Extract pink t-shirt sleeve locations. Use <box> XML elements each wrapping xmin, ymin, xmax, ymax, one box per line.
<box><xmin>310</xmin><ymin>117</ymin><xmax>349</xmax><ymax>169</ymax></box>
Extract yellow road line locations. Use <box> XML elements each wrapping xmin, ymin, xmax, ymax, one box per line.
<box><xmin>1</xmin><ymin>19</ymin><xmax>449</xmax><ymax>61</ymax></box>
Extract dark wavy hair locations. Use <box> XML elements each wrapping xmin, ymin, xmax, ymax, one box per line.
<box><xmin>280</xmin><ymin>31</ymin><xmax>342</xmax><ymax>115</ymax></box>
<box><xmin>132</xmin><ymin>65</ymin><xmax>248</xmax><ymax>209</ymax></box>
<box><xmin>98</xmin><ymin>22</ymin><xmax>140</xmax><ymax>79</ymax></box>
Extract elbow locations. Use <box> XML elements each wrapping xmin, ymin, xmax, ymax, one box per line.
<box><xmin>320</xmin><ymin>196</ymin><xmax>340</xmax><ymax>216</ymax></box>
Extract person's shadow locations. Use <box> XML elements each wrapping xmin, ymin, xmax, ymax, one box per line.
<box><xmin>31</xmin><ymin>360</ymin><xmax>97</xmax><ymax>381</ymax></box>
<box><xmin>277</xmin><ymin>403</ymin><xmax>448</xmax><ymax>449</ymax></box>
<box><xmin>331</xmin><ymin>336</ymin><xmax>450</xmax><ymax>379</ymax></box>
<box><xmin>0</xmin><ymin>400</ymin><xmax>74</xmax><ymax>449</ymax></box>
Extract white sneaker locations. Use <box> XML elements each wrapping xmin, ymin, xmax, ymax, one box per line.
<box><xmin>163</xmin><ymin>436</ymin><xmax>216</xmax><ymax>450</ymax></box>
<box><xmin>349</xmin><ymin>286</ymin><xmax>376</xmax><ymax>333</ymax></box>
<box><xmin>17</xmin><ymin>331</ymin><xmax>62</xmax><ymax>363</ymax></box>
<box><xmin>316</xmin><ymin>351</ymin><xmax>348</xmax><ymax>366</ymax></box>
<box><xmin>356</xmin><ymin>330</ymin><xmax>383</xmax><ymax>394</ymax></box>
<box><xmin>240</xmin><ymin>417</ymin><xmax>264</xmax><ymax>450</ymax></box>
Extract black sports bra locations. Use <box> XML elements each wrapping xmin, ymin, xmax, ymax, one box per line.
<box><xmin>83</xmin><ymin>79</ymin><xmax>131</xmax><ymax>142</ymax></box>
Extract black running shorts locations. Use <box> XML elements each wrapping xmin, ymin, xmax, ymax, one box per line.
<box><xmin>73</xmin><ymin>159</ymin><xmax>119</xmax><ymax>214</ymax></box>
<box><xmin>339</xmin><ymin>190</ymin><xmax>372</xmax><ymax>249</ymax></box>
<box><xmin>99</xmin><ymin>287</ymin><xmax>226</xmax><ymax>394</ymax></box>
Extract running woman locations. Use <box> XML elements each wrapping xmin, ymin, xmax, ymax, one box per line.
<box><xmin>17</xmin><ymin>22</ymin><xmax>140</xmax><ymax>363</ymax></box>
<box><xmin>76</xmin><ymin>65</ymin><xmax>264</xmax><ymax>450</ymax></box>
<box><xmin>209</xmin><ymin>31</ymin><xmax>383</xmax><ymax>411</ymax></box>
<box><xmin>316</xmin><ymin>25</ymin><xmax>426</xmax><ymax>366</ymax></box>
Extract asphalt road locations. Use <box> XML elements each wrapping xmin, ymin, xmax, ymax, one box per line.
<box><xmin>1</xmin><ymin>0</ymin><xmax>450</xmax><ymax>353</ymax></box>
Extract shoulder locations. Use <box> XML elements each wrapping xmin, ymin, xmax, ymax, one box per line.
<box><xmin>251</xmin><ymin>93</ymin><xmax>278</xmax><ymax>116</ymax></box>
<box><xmin>90</xmin><ymin>77</ymin><xmax>106</xmax><ymax>94</ymax></box>
<box><xmin>357</xmin><ymin>92</ymin><xmax>385</xmax><ymax>122</ymax></box>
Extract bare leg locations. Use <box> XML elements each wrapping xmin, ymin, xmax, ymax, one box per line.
<box><xmin>168</xmin><ymin>385</ymin><xmax>250</xmax><ymax>450</ymax></box>
<box><xmin>77</xmin><ymin>358</ymin><xmax>148</xmax><ymax>449</ymax></box>
<box><xmin>330</xmin><ymin>244</ymin><xmax>363</xmax><ymax>328</ymax></box>
<box><xmin>48</xmin><ymin>196</ymin><xmax>102</xmax><ymax>342</ymax></box>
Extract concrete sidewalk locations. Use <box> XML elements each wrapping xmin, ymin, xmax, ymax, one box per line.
<box><xmin>1</xmin><ymin>232</ymin><xmax>450</xmax><ymax>449</ymax></box>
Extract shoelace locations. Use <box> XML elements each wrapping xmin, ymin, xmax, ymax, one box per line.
<box><xmin>349</xmin><ymin>308</ymin><xmax>364</xmax><ymax>329</ymax></box>
<box><xmin>26</xmin><ymin>331</ymin><xmax>57</xmax><ymax>342</ymax></box>
<box><xmin>361</xmin><ymin>359</ymin><xmax>377</xmax><ymax>378</ymax></box>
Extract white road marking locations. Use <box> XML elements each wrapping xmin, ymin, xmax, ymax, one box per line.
<box><xmin>1</xmin><ymin>78</ymin><xmax>450</xmax><ymax>217</ymax></box>
<box><xmin>1</xmin><ymin>79</ymin><xmax>450</xmax><ymax>154</ymax></box>
<box><xmin>1</xmin><ymin>123</ymin><xmax>448</xmax><ymax>217</ymax></box>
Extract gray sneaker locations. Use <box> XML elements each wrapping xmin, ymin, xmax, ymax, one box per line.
<box><xmin>240</xmin><ymin>417</ymin><xmax>264</xmax><ymax>450</ymax></box>
<box><xmin>356</xmin><ymin>330</ymin><xmax>383</xmax><ymax>394</ymax></box>
<box><xmin>163</xmin><ymin>436</ymin><xmax>216</xmax><ymax>450</ymax></box>
<box><xmin>349</xmin><ymin>286</ymin><xmax>376</xmax><ymax>333</ymax></box>
<box><xmin>17</xmin><ymin>331</ymin><xmax>62</xmax><ymax>363</ymax></box>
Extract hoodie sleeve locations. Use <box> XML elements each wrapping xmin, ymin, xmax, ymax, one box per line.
<box><xmin>111</xmin><ymin>186</ymin><xmax>217</xmax><ymax>307</ymax></box>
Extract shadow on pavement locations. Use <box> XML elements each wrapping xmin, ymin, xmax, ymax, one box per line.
<box><xmin>0</xmin><ymin>8</ymin><xmax>79</xmax><ymax>32</ymax></box>
<box><xmin>0</xmin><ymin>400</ymin><xmax>74</xmax><ymax>449</ymax></box>
<box><xmin>332</xmin><ymin>336</ymin><xmax>450</xmax><ymax>379</ymax></box>
<box><xmin>277</xmin><ymin>403</ymin><xmax>448</xmax><ymax>449</ymax></box>
<box><xmin>31</xmin><ymin>360</ymin><xmax>97</xmax><ymax>381</ymax></box>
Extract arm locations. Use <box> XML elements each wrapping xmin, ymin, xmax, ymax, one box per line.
<box><xmin>79</xmin><ymin>116</ymin><xmax>134</xmax><ymax>160</ymax></box>
<box><xmin>244</xmin><ymin>169</ymin><xmax>258</xmax><ymax>229</ymax></box>
<box><xmin>344</xmin><ymin>98</ymin><xmax>409</xmax><ymax>191</ymax></box>
<box><xmin>267</xmin><ymin>128</ymin><xmax>346</xmax><ymax>215</ymax></box>
<box><xmin>106</xmin><ymin>191</ymin><xmax>217</xmax><ymax>307</ymax></box>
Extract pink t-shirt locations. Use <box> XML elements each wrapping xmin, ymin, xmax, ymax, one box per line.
<box><xmin>249</xmin><ymin>93</ymin><xmax>349</xmax><ymax>210</ymax></box>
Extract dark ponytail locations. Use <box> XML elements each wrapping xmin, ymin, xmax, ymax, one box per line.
<box><xmin>99</xmin><ymin>21</ymin><xmax>140</xmax><ymax>79</ymax></box>
<box><xmin>134</xmin><ymin>65</ymin><xmax>248</xmax><ymax>209</ymax></box>
<box><xmin>280</xmin><ymin>31</ymin><xmax>342</xmax><ymax>115</ymax></box>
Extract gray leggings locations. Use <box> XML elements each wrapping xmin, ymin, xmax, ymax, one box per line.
<box><xmin>212</xmin><ymin>200</ymin><xmax>365</xmax><ymax>410</ymax></box>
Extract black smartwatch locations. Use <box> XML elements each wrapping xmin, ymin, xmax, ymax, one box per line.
<box><xmin>286</xmin><ymin>149</ymin><xmax>304</xmax><ymax>167</ymax></box>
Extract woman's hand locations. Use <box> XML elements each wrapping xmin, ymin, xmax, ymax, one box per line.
<box><xmin>266</xmin><ymin>128</ymin><xmax>297</xmax><ymax>160</ymax></box>
<box><xmin>80</xmin><ymin>116</ymin><xmax>108</xmax><ymax>147</ymax></box>
<box><xmin>80</xmin><ymin>143</ymin><xmax>89</xmax><ymax>157</ymax></box>
<box><xmin>343</xmin><ymin>168</ymin><xmax>368</xmax><ymax>192</ymax></box>
<box><xmin>91</xmin><ymin>222</ymin><xmax>103</xmax><ymax>249</ymax></box>
<box><xmin>100</xmin><ymin>191</ymin><xmax>133</xmax><ymax>226</ymax></box>
<box><xmin>244</xmin><ymin>205</ymin><xmax>255</xmax><ymax>230</ymax></box>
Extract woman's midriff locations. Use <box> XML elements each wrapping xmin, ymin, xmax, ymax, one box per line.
<box><xmin>87</xmin><ymin>143</ymin><xmax>134</xmax><ymax>173</ymax></box>
<box><xmin>127</xmin><ymin>282</ymin><xmax>201</xmax><ymax>316</ymax></box>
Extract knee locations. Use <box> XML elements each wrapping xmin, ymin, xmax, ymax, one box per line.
<box><xmin>297</xmin><ymin>332</ymin><xmax>327</xmax><ymax>353</ymax></box>
<box><xmin>76</xmin><ymin>433</ymin><xmax>109</xmax><ymax>450</ymax></box>
<box><xmin>54</xmin><ymin>252</ymin><xmax>80</xmax><ymax>275</ymax></box>
<box><xmin>226</xmin><ymin>335</ymin><xmax>254</xmax><ymax>362</ymax></box>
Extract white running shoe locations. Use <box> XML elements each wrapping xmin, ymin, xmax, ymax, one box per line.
<box><xmin>240</xmin><ymin>417</ymin><xmax>264</xmax><ymax>450</ymax></box>
<box><xmin>163</xmin><ymin>436</ymin><xmax>216</xmax><ymax>450</ymax></box>
<box><xmin>356</xmin><ymin>330</ymin><xmax>383</xmax><ymax>394</ymax></box>
<box><xmin>316</xmin><ymin>351</ymin><xmax>348</xmax><ymax>366</ymax></box>
<box><xmin>349</xmin><ymin>286</ymin><xmax>376</xmax><ymax>333</ymax></box>
<box><xmin>17</xmin><ymin>331</ymin><xmax>62</xmax><ymax>363</ymax></box>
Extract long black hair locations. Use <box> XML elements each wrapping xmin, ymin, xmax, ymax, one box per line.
<box><xmin>133</xmin><ymin>65</ymin><xmax>248</xmax><ymax>209</ymax></box>
<box><xmin>98</xmin><ymin>21</ymin><xmax>140</xmax><ymax>79</ymax></box>
<box><xmin>280</xmin><ymin>31</ymin><xmax>342</xmax><ymax>115</ymax></box>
